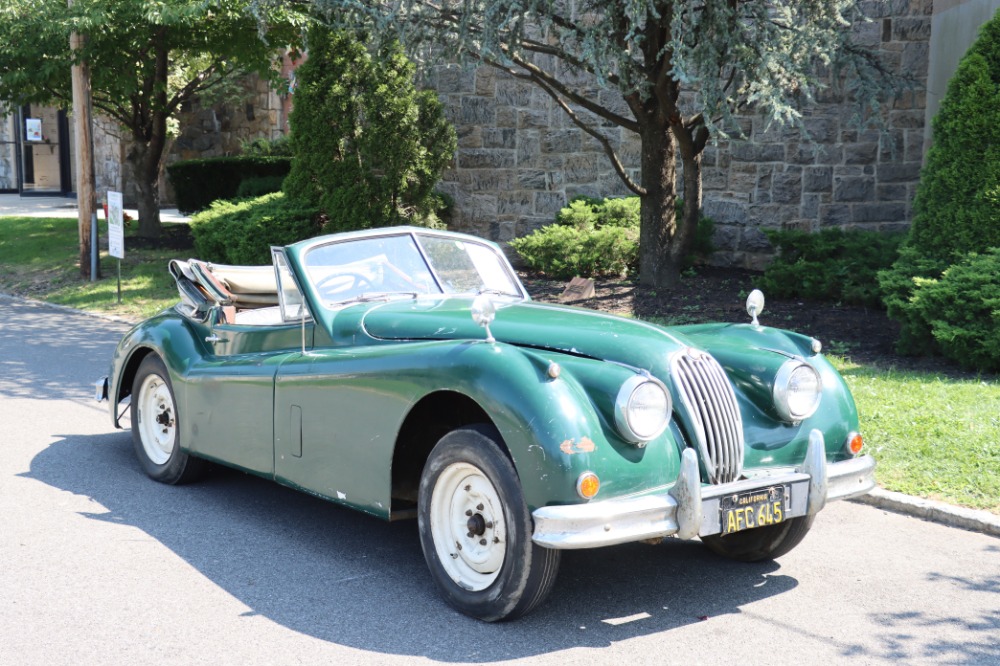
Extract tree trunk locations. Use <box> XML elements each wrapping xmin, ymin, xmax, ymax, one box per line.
<box><xmin>674</xmin><ymin>151</ymin><xmax>703</xmax><ymax>270</ymax></box>
<box><xmin>132</xmin><ymin>35</ymin><xmax>170</xmax><ymax>240</ymax></box>
<box><xmin>129</xmin><ymin>141</ymin><xmax>163</xmax><ymax>239</ymax></box>
<box><xmin>638</xmin><ymin>121</ymin><xmax>681</xmax><ymax>288</ymax></box>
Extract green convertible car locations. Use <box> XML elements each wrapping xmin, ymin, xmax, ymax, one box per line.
<box><xmin>97</xmin><ymin>226</ymin><xmax>875</xmax><ymax>621</ymax></box>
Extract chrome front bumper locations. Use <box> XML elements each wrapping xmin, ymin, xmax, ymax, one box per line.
<box><xmin>532</xmin><ymin>429</ymin><xmax>876</xmax><ymax>549</ymax></box>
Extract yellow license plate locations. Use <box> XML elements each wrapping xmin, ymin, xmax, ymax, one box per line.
<box><xmin>720</xmin><ymin>486</ymin><xmax>786</xmax><ymax>534</ymax></box>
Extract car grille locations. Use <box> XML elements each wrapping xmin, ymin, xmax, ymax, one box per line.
<box><xmin>671</xmin><ymin>348</ymin><xmax>745</xmax><ymax>484</ymax></box>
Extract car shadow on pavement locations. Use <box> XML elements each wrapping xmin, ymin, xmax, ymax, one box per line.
<box><xmin>26</xmin><ymin>431</ymin><xmax>803</xmax><ymax>662</ymax></box>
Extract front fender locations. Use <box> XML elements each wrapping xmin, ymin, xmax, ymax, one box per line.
<box><xmin>407</xmin><ymin>342</ymin><xmax>683</xmax><ymax>510</ymax></box>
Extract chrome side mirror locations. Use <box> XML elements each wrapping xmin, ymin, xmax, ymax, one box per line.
<box><xmin>471</xmin><ymin>294</ymin><xmax>497</xmax><ymax>343</ymax></box>
<box><xmin>746</xmin><ymin>289</ymin><xmax>765</xmax><ymax>327</ymax></box>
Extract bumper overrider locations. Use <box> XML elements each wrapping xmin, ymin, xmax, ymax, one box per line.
<box><xmin>532</xmin><ymin>429</ymin><xmax>876</xmax><ymax>549</ymax></box>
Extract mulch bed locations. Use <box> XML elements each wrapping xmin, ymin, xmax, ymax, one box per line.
<box><xmin>522</xmin><ymin>266</ymin><xmax>983</xmax><ymax>379</ymax></box>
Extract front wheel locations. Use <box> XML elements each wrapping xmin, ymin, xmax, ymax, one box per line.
<box><xmin>417</xmin><ymin>426</ymin><xmax>560</xmax><ymax>621</ymax></box>
<box><xmin>131</xmin><ymin>354</ymin><xmax>205</xmax><ymax>485</ymax></box>
<box><xmin>700</xmin><ymin>515</ymin><xmax>815</xmax><ymax>562</ymax></box>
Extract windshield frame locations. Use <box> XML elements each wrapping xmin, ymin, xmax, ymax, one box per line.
<box><xmin>300</xmin><ymin>229</ymin><xmax>527</xmax><ymax>311</ymax></box>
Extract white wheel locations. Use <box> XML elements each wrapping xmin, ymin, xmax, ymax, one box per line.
<box><xmin>418</xmin><ymin>426</ymin><xmax>560</xmax><ymax>621</ymax></box>
<box><xmin>429</xmin><ymin>462</ymin><xmax>506</xmax><ymax>591</ymax></box>
<box><xmin>130</xmin><ymin>355</ymin><xmax>205</xmax><ymax>484</ymax></box>
<box><xmin>136</xmin><ymin>372</ymin><xmax>176</xmax><ymax>465</ymax></box>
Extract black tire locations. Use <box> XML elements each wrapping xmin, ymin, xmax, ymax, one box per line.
<box><xmin>700</xmin><ymin>515</ymin><xmax>815</xmax><ymax>562</ymax></box>
<box><xmin>130</xmin><ymin>355</ymin><xmax>206</xmax><ymax>485</ymax></box>
<box><xmin>417</xmin><ymin>426</ymin><xmax>561</xmax><ymax>621</ymax></box>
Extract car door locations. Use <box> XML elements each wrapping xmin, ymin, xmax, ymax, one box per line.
<box><xmin>184</xmin><ymin>252</ymin><xmax>314</xmax><ymax>476</ymax></box>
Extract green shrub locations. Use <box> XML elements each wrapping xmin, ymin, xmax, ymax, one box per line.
<box><xmin>511</xmin><ymin>195</ymin><xmax>713</xmax><ymax>278</ymax></box>
<box><xmin>167</xmin><ymin>156</ymin><xmax>293</xmax><ymax>214</ymax></box>
<box><xmin>236</xmin><ymin>175</ymin><xmax>285</xmax><ymax>199</ymax></box>
<box><xmin>239</xmin><ymin>135</ymin><xmax>293</xmax><ymax>157</ymax></box>
<box><xmin>510</xmin><ymin>224</ymin><xmax>638</xmax><ymax>279</ymax></box>
<box><xmin>878</xmin><ymin>246</ymin><xmax>950</xmax><ymax>355</ymax></box>
<box><xmin>881</xmin><ymin>12</ymin><xmax>1000</xmax><ymax>355</ymax></box>
<box><xmin>282</xmin><ymin>26</ymin><xmax>456</xmax><ymax>232</ymax></box>
<box><xmin>190</xmin><ymin>192</ymin><xmax>323</xmax><ymax>265</ymax></box>
<box><xmin>908</xmin><ymin>248</ymin><xmax>1000</xmax><ymax>371</ymax></box>
<box><xmin>760</xmin><ymin>228</ymin><xmax>905</xmax><ymax>307</ymax></box>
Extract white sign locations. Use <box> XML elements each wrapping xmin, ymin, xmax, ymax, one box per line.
<box><xmin>25</xmin><ymin>118</ymin><xmax>42</xmax><ymax>141</ymax></box>
<box><xmin>107</xmin><ymin>191</ymin><xmax>125</xmax><ymax>259</ymax></box>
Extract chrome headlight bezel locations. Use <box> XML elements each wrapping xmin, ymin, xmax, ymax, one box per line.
<box><xmin>614</xmin><ymin>375</ymin><xmax>672</xmax><ymax>445</ymax></box>
<box><xmin>773</xmin><ymin>360</ymin><xmax>823</xmax><ymax>423</ymax></box>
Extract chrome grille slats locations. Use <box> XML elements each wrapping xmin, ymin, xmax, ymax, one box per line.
<box><xmin>670</xmin><ymin>349</ymin><xmax>745</xmax><ymax>484</ymax></box>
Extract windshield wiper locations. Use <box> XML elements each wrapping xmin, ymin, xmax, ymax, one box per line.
<box><xmin>328</xmin><ymin>292</ymin><xmax>420</xmax><ymax>308</ymax></box>
<box><xmin>477</xmin><ymin>287</ymin><xmax>520</xmax><ymax>298</ymax></box>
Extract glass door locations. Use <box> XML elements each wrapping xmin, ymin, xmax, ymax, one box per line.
<box><xmin>18</xmin><ymin>104</ymin><xmax>72</xmax><ymax>195</ymax></box>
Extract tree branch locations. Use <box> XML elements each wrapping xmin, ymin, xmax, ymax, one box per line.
<box><xmin>491</xmin><ymin>62</ymin><xmax>645</xmax><ymax>196</ymax></box>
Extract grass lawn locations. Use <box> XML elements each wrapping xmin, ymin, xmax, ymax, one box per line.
<box><xmin>833</xmin><ymin>358</ymin><xmax>1000</xmax><ymax>513</ymax></box>
<box><xmin>2</xmin><ymin>215</ymin><xmax>998</xmax><ymax>514</ymax></box>
<box><xmin>0</xmin><ymin>216</ymin><xmax>179</xmax><ymax>320</ymax></box>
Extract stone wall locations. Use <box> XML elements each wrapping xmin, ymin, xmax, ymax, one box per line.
<box><xmin>132</xmin><ymin>74</ymin><xmax>286</xmax><ymax>206</ymax></box>
<box><xmin>432</xmin><ymin>1</ymin><xmax>933</xmax><ymax>268</ymax></box>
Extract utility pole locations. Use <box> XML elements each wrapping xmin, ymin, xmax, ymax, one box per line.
<box><xmin>69</xmin><ymin>0</ymin><xmax>98</xmax><ymax>280</ymax></box>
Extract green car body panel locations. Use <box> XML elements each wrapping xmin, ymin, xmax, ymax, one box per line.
<box><xmin>105</xmin><ymin>227</ymin><xmax>867</xmax><ymax>525</ymax></box>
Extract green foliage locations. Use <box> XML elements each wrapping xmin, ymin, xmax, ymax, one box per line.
<box><xmin>878</xmin><ymin>246</ymin><xmax>950</xmax><ymax>355</ymax></box>
<box><xmin>511</xmin><ymin>196</ymin><xmax>713</xmax><ymax>279</ymax></box>
<box><xmin>167</xmin><ymin>156</ymin><xmax>292</xmax><ymax>214</ymax></box>
<box><xmin>881</xmin><ymin>12</ymin><xmax>1000</xmax><ymax>356</ymax></box>
<box><xmin>282</xmin><ymin>26</ymin><xmax>456</xmax><ymax>232</ymax></box>
<box><xmin>0</xmin><ymin>0</ymin><xmax>306</xmax><ymax>235</ymax></box>
<box><xmin>510</xmin><ymin>224</ymin><xmax>638</xmax><ymax>279</ymax></box>
<box><xmin>906</xmin><ymin>249</ymin><xmax>1000</xmax><ymax>371</ymax></box>
<box><xmin>190</xmin><ymin>192</ymin><xmax>323</xmax><ymax>265</ymax></box>
<box><xmin>760</xmin><ymin>229</ymin><xmax>905</xmax><ymax>307</ymax></box>
<box><xmin>908</xmin><ymin>52</ymin><xmax>1000</xmax><ymax>263</ymax></box>
<box><xmin>236</xmin><ymin>175</ymin><xmax>286</xmax><ymax>199</ymax></box>
<box><xmin>239</xmin><ymin>135</ymin><xmax>294</xmax><ymax>157</ymax></box>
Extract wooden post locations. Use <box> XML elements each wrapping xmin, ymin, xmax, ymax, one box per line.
<box><xmin>69</xmin><ymin>4</ymin><xmax>98</xmax><ymax>280</ymax></box>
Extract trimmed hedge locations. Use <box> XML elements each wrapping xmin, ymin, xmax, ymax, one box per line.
<box><xmin>761</xmin><ymin>228</ymin><xmax>905</xmax><ymax>307</ymax></box>
<box><xmin>167</xmin><ymin>156</ymin><xmax>292</xmax><ymax>214</ymax></box>
<box><xmin>190</xmin><ymin>192</ymin><xmax>323</xmax><ymax>265</ymax></box>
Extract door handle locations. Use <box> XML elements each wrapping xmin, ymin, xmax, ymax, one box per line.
<box><xmin>205</xmin><ymin>334</ymin><xmax>227</xmax><ymax>343</ymax></box>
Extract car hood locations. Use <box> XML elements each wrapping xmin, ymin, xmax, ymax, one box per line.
<box><xmin>357</xmin><ymin>297</ymin><xmax>692</xmax><ymax>370</ymax></box>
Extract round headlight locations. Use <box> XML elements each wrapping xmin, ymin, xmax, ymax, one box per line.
<box><xmin>615</xmin><ymin>375</ymin><xmax>671</xmax><ymax>445</ymax></box>
<box><xmin>773</xmin><ymin>360</ymin><xmax>822</xmax><ymax>422</ymax></box>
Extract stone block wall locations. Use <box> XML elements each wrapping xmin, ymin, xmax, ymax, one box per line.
<box><xmin>432</xmin><ymin>0</ymin><xmax>933</xmax><ymax>268</ymax></box>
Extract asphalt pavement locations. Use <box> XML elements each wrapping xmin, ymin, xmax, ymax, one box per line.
<box><xmin>0</xmin><ymin>192</ymin><xmax>189</xmax><ymax>223</ymax></box>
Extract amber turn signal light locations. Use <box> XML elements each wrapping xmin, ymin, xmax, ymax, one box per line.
<box><xmin>847</xmin><ymin>432</ymin><xmax>864</xmax><ymax>456</ymax></box>
<box><xmin>576</xmin><ymin>472</ymin><xmax>600</xmax><ymax>499</ymax></box>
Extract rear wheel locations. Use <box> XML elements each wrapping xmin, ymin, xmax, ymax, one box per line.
<box><xmin>701</xmin><ymin>515</ymin><xmax>815</xmax><ymax>562</ymax></box>
<box><xmin>131</xmin><ymin>355</ymin><xmax>205</xmax><ymax>484</ymax></box>
<box><xmin>417</xmin><ymin>426</ymin><xmax>560</xmax><ymax>621</ymax></box>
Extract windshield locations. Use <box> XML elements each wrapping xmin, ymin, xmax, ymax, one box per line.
<box><xmin>304</xmin><ymin>232</ymin><xmax>523</xmax><ymax>308</ymax></box>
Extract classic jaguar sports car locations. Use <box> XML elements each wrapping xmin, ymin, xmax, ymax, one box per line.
<box><xmin>97</xmin><ymin>226</ymin><xmax>875</xmax><ymax>621</ymax></box>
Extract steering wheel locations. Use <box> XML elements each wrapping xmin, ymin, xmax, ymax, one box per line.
<box><xmin>314</xmin><ymin>271</ymin><xmax>374</xmax><ymax>297</ymax></box>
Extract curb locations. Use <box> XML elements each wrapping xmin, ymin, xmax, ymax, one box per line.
<box><xmin>850</xmin><ymin>487</ymin><xmax>1000</xmax><ymax>538</ymax></box>
<box><xmin>4</xmin><ymin>292</ymin><xmax>999</xmax><ymax>539</ymax></box>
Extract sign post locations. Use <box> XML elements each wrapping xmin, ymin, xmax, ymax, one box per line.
<box><xmin>107</xmin><ymin>191</ymin><xmax>125</xmax><ymax>304</ymax></box>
